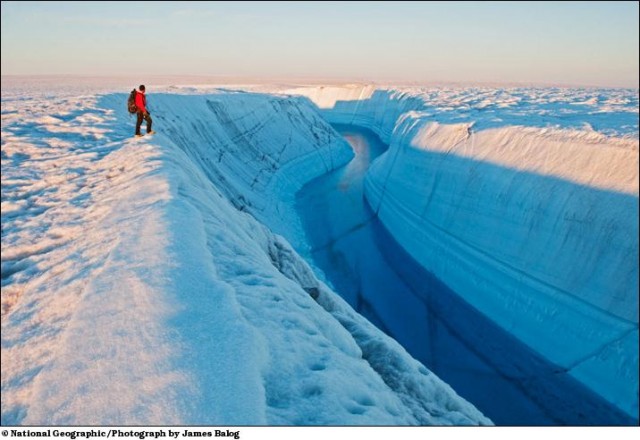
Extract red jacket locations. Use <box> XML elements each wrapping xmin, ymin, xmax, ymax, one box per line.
<box><xmin>135</xmin><ymin>90</ymin><xmax>147</xmax><ymax>114</ymax></box>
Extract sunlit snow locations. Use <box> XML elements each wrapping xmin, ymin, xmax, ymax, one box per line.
<box><xmin>2</xmin><ymin>78</ymin><xmax>637</xmax><ymax>425</ymax></box>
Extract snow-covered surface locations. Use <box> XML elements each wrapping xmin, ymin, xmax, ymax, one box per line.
<box><xmin>280</xmin><ymin>84</ymin><xmax>639</xmax><ymax>139</ymax></box>
<box><xmin>1</xmin><ymin>79</ymin><xmax>490</xmax><ymax>425</ymax></box>
<box><xmin>280</xmin><ymin>85</ymin><xmax>639</xmax><ymax>419</ymax></box>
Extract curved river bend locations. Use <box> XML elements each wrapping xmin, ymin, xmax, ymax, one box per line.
<box><xmin>295</xmin><ymin>124</ymin><xmax>633</xmax><ymax>425</ymax></box>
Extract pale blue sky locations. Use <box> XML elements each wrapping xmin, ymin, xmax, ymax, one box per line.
<box><xmin>1</xmin><ymin>1</ymin><xmax>638</xmax><ymax>87</ymax></box>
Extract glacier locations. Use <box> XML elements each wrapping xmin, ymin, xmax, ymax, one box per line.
<box><xmin>1</xmin><ymin>80</ymin><xmax>489</xmax><ymax>425</ymax></box>
<box><xmin>281</xmin><ymin>85</ymin><xmax>639</xmax><ymax>423</ymax></box>
<box><xmin>1</xmin><ymin>78</ymin><xmax>637</xmax><ymax>425</ymax></box>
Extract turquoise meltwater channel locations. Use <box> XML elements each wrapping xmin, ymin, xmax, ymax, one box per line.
<box><xmin>295</xmin><ymin>124</ymin><xmax>634</xmax><ymax>426</ymax></box>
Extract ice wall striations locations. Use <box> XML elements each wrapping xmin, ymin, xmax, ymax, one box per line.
<box><xmin>121</xmin><ymin>91</ymin><xmax>490</xmax><ymax>425</ymax></box>
<box><xmin>128</xmin><ymin>93</ymin><xmax>355</xmax><ymax>236</ymax></box>
<box><xmin>286</xmin><ymin>85</ymin><xmax>639</xmax><ymax>419</ymax></box>
<box><xmin>281</xmin><ymin>85</ymin><xmax>425</xmax><ymax>143</ymax></box>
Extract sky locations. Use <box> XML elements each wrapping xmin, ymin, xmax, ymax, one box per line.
<box><xmin>1</xmin><ymin>1</ymin><xmax>638</xmax><ymax>87</ymax></box>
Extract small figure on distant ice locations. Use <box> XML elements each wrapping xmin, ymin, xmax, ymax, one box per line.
<box><xmin>128</xmin><ymin>85</ymin><xmax>154</xmax><ymax>137</ymax></box>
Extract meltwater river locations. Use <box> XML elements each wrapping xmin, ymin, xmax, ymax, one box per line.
<box><xmin>295</xmin><ymin>124</ymin><xmax>632</xmax><ymax>425</ymax></box>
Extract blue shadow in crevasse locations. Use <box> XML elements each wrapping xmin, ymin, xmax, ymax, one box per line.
<box><xmin>297</xmin><ymin>124</ymin><xmax>638</xmax><ymax>425</ymax></box>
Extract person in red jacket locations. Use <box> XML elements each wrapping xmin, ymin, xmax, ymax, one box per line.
<box><xmin>135</xmin><ymin>85</ymin><xmax>154</xmax><ymax>136</ymax></box>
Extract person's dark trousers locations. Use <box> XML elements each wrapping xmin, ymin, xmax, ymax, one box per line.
<box><xmin>135</xmin><ymin>111</ymin><xmax>153</xmax><ymax>135</ymax></box>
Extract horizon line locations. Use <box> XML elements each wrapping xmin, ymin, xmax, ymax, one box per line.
<box><xmin>1</xmin><ymin>73</ymin><xmax>638</xmax><ymax>90</ymax></box>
